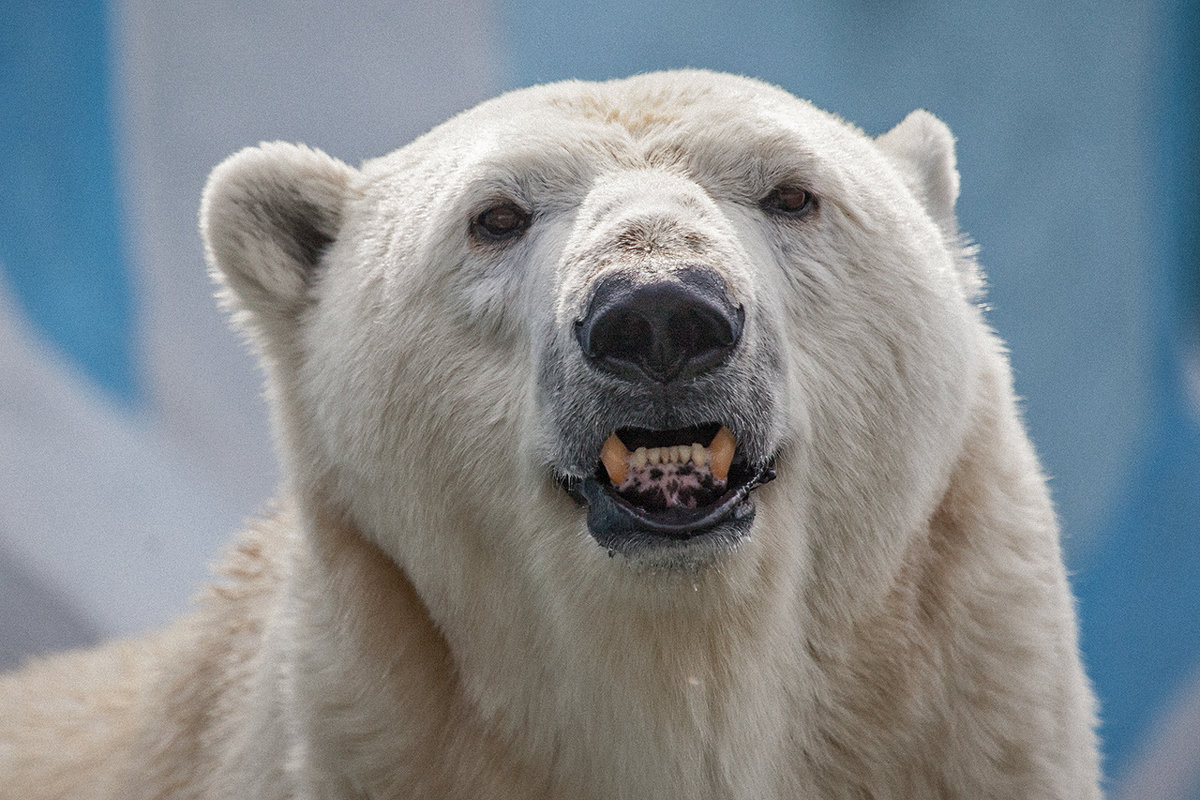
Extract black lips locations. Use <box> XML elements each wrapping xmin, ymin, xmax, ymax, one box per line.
<box><xmin>559</xmin><ymin>462</ymin><xmax>776</xmax><ymax>555</ymax></box>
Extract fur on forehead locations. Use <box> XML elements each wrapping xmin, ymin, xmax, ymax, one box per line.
<box><xmin>362</xmin><ymin>71</ymin><xmax>864</xmax><ymax>175</ymax></box>
<box><xmin>355</xmin><ymin>71</ymin><xmax>957</xmax><ymax>248</ymax></box>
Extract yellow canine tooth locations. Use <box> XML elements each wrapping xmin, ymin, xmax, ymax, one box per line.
<box><xmin>600</xmin><ymin>434</ymin><xmax>630</xmax><ymax>485</ymax></box>
<box><xmin>709</xmin><ymin>426</ymin><xmax>736</xmax><ymax>482</ymax></box>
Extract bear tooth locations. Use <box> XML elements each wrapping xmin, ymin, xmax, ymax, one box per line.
<box><xmin>632</xmin><ymin>447</ymin><xmax>648</xmax><ymax>470</ymax></box>
<box><xmin>648</xmin><ymin>447</ymin><xmax>661</xmax><ymax>465</ymax></box>
<box><xmin>709</xmin><ymin>426</ymin><xmax>736</xmax><ymax>482</ymax></box>
<box><xmin>691</xmin><ymin>442</ymin><xmax>707</xmax><ymax>467</ymax></box>
<box><xmin>600</xmin><ymin>434</ymin><xmax>629</xmax><ymax>486</ymax></box>
<box><xmin>678</xmin><ymin>445</ymin><xmax>691</xmax><ymax>463</ymax></box>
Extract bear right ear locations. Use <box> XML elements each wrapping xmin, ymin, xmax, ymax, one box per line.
<box><xmin>874</xmin><ymin>110</ymin><xmax>960</xmax><ymax>239</ymax></box>
<box><xmin>201</xmin><ymin>142</ymin><xmax>356</xmax><ymax>331</ymax></box>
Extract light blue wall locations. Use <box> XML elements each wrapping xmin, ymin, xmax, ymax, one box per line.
<box><xmin>0</xmin><ymin>0</ymin><xmax>137</xmax><ymax>403</ymax></box>
<box><xmin>1074</xmin><ymin>0</ymin><xmax>1200</xmax><ymax>779</ymax></box>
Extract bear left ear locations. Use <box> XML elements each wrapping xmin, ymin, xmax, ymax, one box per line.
<box><xmin>201</xmin><ymin>142</ymin><xmax>357</xmax><ymax>333</ymax></box>
<box><xmin>875</xmin><ymin>110</ymin><xmax>960</xmax><ymax>238</ymax></box>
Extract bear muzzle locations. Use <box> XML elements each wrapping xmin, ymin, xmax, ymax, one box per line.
<box><xmin>556</xmin><ymin>267</ymin><xmax>777</xmax><ymax>558</ymax></box>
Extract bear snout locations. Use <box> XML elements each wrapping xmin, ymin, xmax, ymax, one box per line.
<box><xmin>573</xmin><ymin>265</ymin><xmax>745</xmax><ymax>383</ymax></box>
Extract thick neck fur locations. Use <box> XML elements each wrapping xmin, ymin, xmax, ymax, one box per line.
<box><xmin>283</xmin><ymin>505</ymin><xmax>811</xmax><ymax>799</ymax></box>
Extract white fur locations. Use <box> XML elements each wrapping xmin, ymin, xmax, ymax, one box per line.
<box><xmin>0</xmin><ymin>70</ymin><xmax>1101</xmax><ymax>799</ymax></box>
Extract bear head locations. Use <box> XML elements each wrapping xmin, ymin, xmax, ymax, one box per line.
<box><xmin>202</xmin><ymin>70</ymin><xmax>982</xmax><ymax>612</ymax></box>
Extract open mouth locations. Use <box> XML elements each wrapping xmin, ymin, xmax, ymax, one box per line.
<box><xmin>559</xmin><ymin>423</ymin><xmax>776</xmax><ymax>550</ymax></box>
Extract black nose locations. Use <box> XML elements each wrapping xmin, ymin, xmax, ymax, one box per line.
<box><xmin>575</xmin><ymin>267</ymin><xmax>744</xmax><ymax>383</ymax></box>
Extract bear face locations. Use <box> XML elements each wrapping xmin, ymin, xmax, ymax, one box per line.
<box><xmin>204</xmin><ymin>71</ymin><xmax>982</xmax><ymax>591</ymax></box>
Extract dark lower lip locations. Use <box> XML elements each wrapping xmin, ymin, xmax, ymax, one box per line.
<box><xmin>560</xmin><ymin>463</ymin><xmax>776</xmax><ymax>554</ymax></box>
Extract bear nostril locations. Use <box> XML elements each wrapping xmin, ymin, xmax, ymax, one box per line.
<box><xmin>583</xmin><ymin>308</ymin><xmax>654</xmax><ymax>363</ymax></box>
<box><xmin>575</xmin><ymin>267</ymin><xmax>744</xmax><ymax>383</ymax></box>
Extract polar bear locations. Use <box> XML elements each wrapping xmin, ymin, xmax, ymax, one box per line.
<box><xmin>0</xmin><ymin>70</ymin><xmax>1101</xmax><ymax>799</ymax></box>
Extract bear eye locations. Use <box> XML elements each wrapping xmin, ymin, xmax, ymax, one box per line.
<box><xmin>761</xmin><ymin>185</ymin><xmax>816</xmax><ymax>217</ymax></box>
<box><xmin>471</xmin><ymin>201</ymin><xmax>531</xmax><ymax>242</ymax></box>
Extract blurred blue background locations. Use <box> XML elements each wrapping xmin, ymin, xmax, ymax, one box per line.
<box><xmin>1</xmin><ymin>1</ymin><xmax>1196</xmax><ymax>795</ymax></box>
